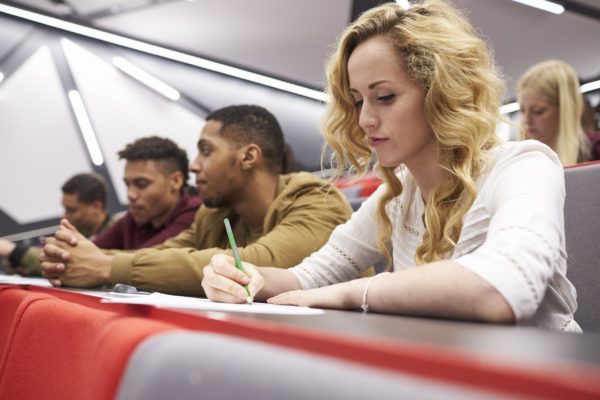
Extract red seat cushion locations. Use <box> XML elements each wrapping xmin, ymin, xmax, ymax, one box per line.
<box><xmin>0</xmin><ymin>294</ymin><xmax>178</xmax><ymax>400</ymax></box>
<box><xmin>0</xmin><ymin>286</ymin><xmax>54</xmax><ymax>371</ymax></box>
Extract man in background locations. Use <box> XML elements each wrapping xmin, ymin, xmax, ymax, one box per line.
<box><xmin>0</xmin><ymin>172</ymin><xmax>115</xmax><ymax>275</ymax></box>
<box><xmin>93</xmin><ymin>136</ymin><xmax>201</xmax><ymax>250</ymax></box>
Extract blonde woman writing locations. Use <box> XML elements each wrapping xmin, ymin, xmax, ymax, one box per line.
<box><xmin>202</xmin><ymin>0</ymin><xmax>581</xmax><ymax>332</ymax></box>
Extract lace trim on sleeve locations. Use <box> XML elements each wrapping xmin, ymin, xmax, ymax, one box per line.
<box><xmin>295</xmin><ymin>264</ymin><xmax>320</xmax><ymax>288</ymax></box>
<box><xmin>489</xmin><ymin>246</ymin><xmax>539</xmax><ymax>302</ymax></box>
<box><xmin>331</xmin><ymin>243</ymin><xmax>362</xmax><ymax>274</ymax></box>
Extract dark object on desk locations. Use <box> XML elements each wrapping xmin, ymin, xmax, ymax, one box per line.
<box><xmin>564</xmin><ymin>161</ymin><xmax>600</xmax><ymax>331</ymax></box>
<box><xmin>112</xmin><ymin>284</ymin><xmax>152</xmax><ymax>295</ymax></box>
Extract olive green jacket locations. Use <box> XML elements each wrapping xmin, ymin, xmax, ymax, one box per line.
<box><xmin>110</xmin><ymin>172</ymin><xmax>353</xmax><ymax>296</ymax></box>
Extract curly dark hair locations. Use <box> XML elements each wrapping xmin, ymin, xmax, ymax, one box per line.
<box><xmin>61</xmin><ymin>172</ymin><xmax>107</xmax><ymax>209</ymax></box>
<box><xmin>118</xmin><ymin>136</ymin><xmax>189</xmax><ymax>190</ymax></box>
<box><xmin>206</xmin><ymin>105</ymin><xmax>284</xmax><ymax>170</ymax></box>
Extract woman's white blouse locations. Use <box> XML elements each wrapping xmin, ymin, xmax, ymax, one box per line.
<box><xmin>290</xmin><ymin>140</ymin><xmax>581</xmax><ymax>332</ymax></box>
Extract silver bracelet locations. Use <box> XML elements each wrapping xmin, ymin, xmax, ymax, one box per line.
<box><xmin>361</xmin><ymin>272</ymin><xmax>391</xmax><ymax>313</ymax></box>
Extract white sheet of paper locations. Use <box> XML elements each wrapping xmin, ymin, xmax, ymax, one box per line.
<box><xmin>0</xmin><ymin>275</ymin><xmax>53</xmax><ymax>287</ymax></box>
<box><xmin>101</xmin><ymin>292</ymin><xmax>324</xmax><ymax>315</ymax></box>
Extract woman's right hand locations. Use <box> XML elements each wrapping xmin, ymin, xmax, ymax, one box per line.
<box><xmin>202</xmin><ymin>253</ymin><xmax>265</xmax><ymax>303</ymax></box>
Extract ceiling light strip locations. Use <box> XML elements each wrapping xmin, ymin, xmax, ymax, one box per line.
<box><xmin>68</xmin><ymin>90</ymin><xmax>104</xmax><ymax>166</ymax></box>
<box><xmin>500</xmin><ymin>102</ymin><xmax>520</xmax><ymax>114</ymax></box>
<box><xmin>511</xmin><ymin>0</ymin><xmax>564</xmax><ymax>15</ymax></box>
<box><xmin>113</xmin><ymin>56</ymin><xmax>180</xmax><ymax>100</ymax></box>
<box><xmin>580</xmin><ymin>80</ymin><xmax>600</xmax><ymax>94</ymax></box>
<box><xmin>0</xmin><ymin>3</ymin><xmax>328</xmax><ymax>102</ymax></box>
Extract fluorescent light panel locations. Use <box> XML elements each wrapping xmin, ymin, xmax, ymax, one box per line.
<box><xmin>501</xmin><ymin>79</ymin><xmax>600</xmax><ymax>114</ymax></box>
<box><xmin>67</xmin><ymin>90</ymin><xmax>104</xmax><ymax>166</ymax></box>
<box><xmin>0</xmin><ymin>3</ymin><xmax>327</xmax><ymax>102</ymax></box>
<box><xmin>512</xmin><ymin>0</ymin><xmax>564</xmax><ymax>15</ymax></box>
<box><xmin>580</xmin><ymin>80</ymin><xmax>600</xmax><ymax>94</ymax></box>
<box><xmin>500</xmin><ymin>102</ymin><xmax>520</xmax><ymax>114</ymax></box>
<box><xmin>113</xmin><ymin>56</ymin><xmax>180</xmax><ymax>100</ymax></box>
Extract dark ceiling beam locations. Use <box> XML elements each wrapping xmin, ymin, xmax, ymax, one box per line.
<box><xmin>562</xmin><ymin>0</ymin><xmax>600</xmax><ymax>23</ymax></box>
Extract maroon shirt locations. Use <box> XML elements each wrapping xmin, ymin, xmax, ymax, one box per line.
<box><xmin>588</xmin><ymin>132</ymin><xmax>600</xmax><ymax>161</ymax></box>
<box><xmin>93</xmin><ymin>192</ymin><xmax>201</xmax><ymax>250</ymax></box>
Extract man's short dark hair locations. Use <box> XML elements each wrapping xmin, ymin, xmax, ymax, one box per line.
<box><xmin>206</xmin><ymin>105</ymin><xmax>284</xmax><ymax>170</ymax></box>
<box><xmin>118</xmin><ymin>136</ymin><xmax>189</xmax><ymax>187</ymax></box>
<box><xmin>61</xmin><ymin>173</ymin><xmax>107</xmax><ymax>209</ymax></box>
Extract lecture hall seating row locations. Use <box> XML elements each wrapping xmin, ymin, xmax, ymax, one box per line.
<box><xmin>0</xmin><ymin>161</ymin><xmax>599</xmax><ymax>399</ymax></box>
<box><xmin>1</xmin><ymin>284</ymin><xmax>600</xmax><ymax>399</ymax></box>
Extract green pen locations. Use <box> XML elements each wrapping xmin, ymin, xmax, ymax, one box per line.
<box><xmin>224</xmin><ymin>218</ymin><xmax>253</xmax><ymax>304</ymax></box>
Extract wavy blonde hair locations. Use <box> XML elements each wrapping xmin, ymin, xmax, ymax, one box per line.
<box><xmin>321</xmin><ymin>0</ymin><xmax>503</xmax><ymax>265</ymax></box>
<box><xmin>517</xmin><ymin>60</ymin><xmax>590</xmax><ymax>165</ymax></box>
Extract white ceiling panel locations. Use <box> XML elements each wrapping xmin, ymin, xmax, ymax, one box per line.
<box><xmin>94</xmin><ymin>0</ymin><xmax>352</xmax><ymax>88</ymax></box>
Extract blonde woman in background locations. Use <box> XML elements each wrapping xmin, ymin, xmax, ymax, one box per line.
<box><xmin>517</xmin><ymin>59</ymin><xmax>592</xmax><ymax>165</ymax></box>
<box><xmin>202</xmin><ymin>0</ymin><xmax>581</xmax><ymax>332</ymax></box>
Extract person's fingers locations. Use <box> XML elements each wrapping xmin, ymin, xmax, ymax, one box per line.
<box><xmin>41</xmin><ymin>243</ymin><xmax>70</xmax><ymax>262</ymax></box>
<box><xmin>206</xmin><ymin>286</ymin><xmax>248</xmax><ymax>304</ymax></box>
<box><xmin>202</xmin><ymin>264</ymin><xmax>248</xmax><ymax>302</ymax></box>
<box><xmin>242</xmin><ymin>263</ymin><xmax>264</xmax><ymax>297</ymax></box>
<box><xmin>61</xmin><ymin>218</ymin><xmax>76</xmax><ymax>230</ymax></box>
<box><xmin>61</xmin><ymin>219</ymin><xmax>84</xmax><ymax>238</ymax></box>
<box><xmin>210</xmin><ymin>254</ymin><xmax>251</xmax><ymax>285</ymax></box>
<box><xmin>40</xmin><ymin>260</ymin><xmax>66</xmax><ymax>275</ymax></box>
<box><xmin>54</xmin><ymin>228</ymin><xmax>78</xmax><ymax>246</ymax></box>
<box><xmin>267</xmin><ymin>290</ymin><xmax>306</xmax><ymax>306</ymax></box>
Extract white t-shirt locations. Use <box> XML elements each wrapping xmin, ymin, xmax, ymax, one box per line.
<box><xmin>290</xmin><ymin>140</ymin><xmax>581</xmax><ymax>332</ymax></box>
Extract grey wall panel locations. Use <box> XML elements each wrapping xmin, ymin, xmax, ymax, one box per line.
<box><xmin>0</xmin><ymin>14</ymin><xmax>33</xmax><ymax>61</ymax></box>
<box><xmin>0</xmin><ymin>45</ymin><xmax>91</xmax><ymax>224</ymax></box>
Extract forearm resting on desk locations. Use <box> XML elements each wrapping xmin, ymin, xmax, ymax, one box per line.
<box><xmin>254</xmin><ymin>266</ymin><xmax>302</xmax><ymax>301</ymax></box>
<box><xmin>268</xmin><ymin>260</ymin><xmax>515</xmax><ymax>322</ymax></box>
<box><xmin>361</xmin><ymin>260</ymin><xmax>515</xmax><ymax>323</ymax></box>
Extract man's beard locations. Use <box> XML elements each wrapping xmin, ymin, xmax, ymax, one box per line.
<box><xmin>202</xmin><ymin>193</ymin><xmax>229</xmax><ymax>208</ymax></box>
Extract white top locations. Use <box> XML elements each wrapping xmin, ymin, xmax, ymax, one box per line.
<box><xmin>291</xmin><ymin>140</ymin><xmax>581</xmax><ymax>333</ymax></box>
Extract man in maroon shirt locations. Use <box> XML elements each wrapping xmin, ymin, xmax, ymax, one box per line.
<box><xmin>93</xmin><ymin>136</ymin><xmax>201</xmax><ymax>250</ymax></box>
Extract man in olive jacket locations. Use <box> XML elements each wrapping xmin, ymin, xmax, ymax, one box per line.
<box><xmin>40</xmin><ymin>105</ymin><xmax>352</xmax><ymax>297</ymax></box>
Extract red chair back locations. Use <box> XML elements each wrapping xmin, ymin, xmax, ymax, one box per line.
<box><xmin>0</xmin><ymin>289</ymin><xmax>179</xmax><ymax>400</ymax></box>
